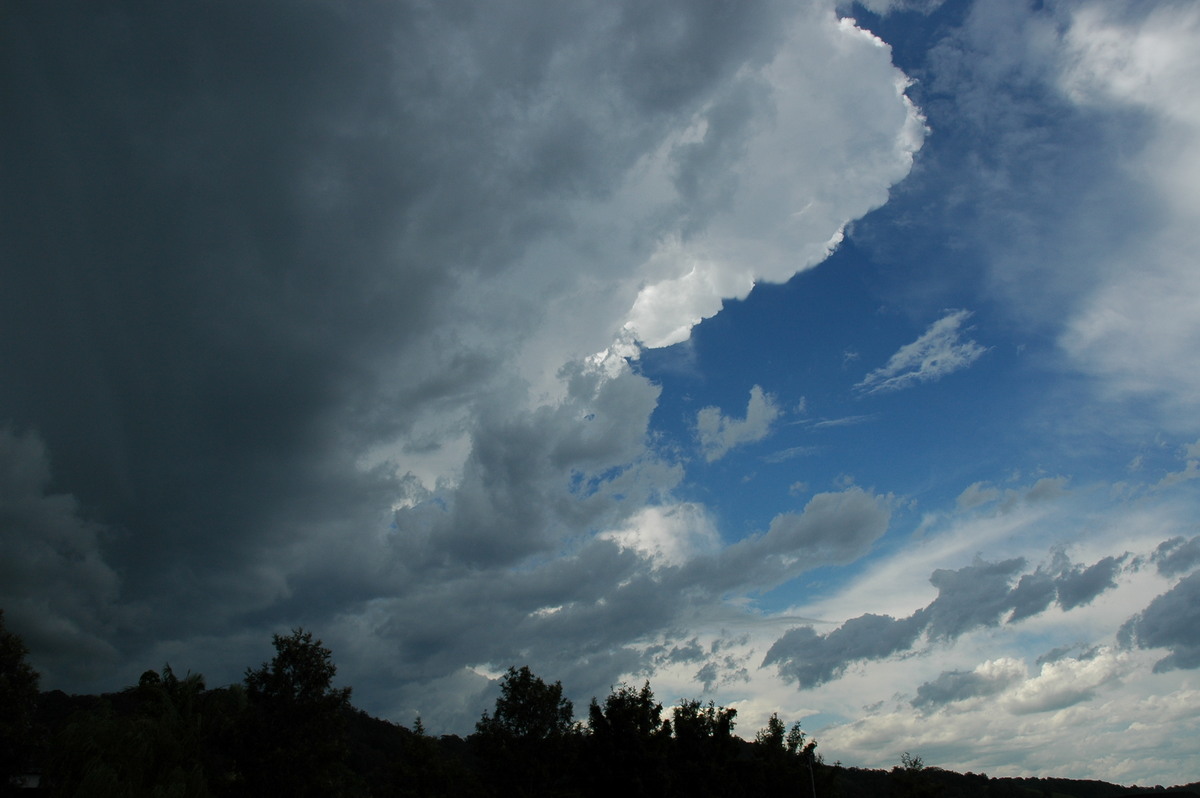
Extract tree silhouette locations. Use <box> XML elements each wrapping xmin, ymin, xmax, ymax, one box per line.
<box><xmin>476</xmin><ymin>665</ymin><xmax>575</xmax><ymax>741</ymax></box>
<box><xmin>754</xmin><ymin>712</ymin><xmax>787</xmax><ymax>756</ymax></box>
<box><xmin>0</xmin><ymin>611</ymin><xmax>39</xmax><ymax>795</ymax></box>
<box><xmin>474</xmin><ymin>666</ymin><xmax>577</xmax><ymax>796</ymax></box>
<box><xmin>588</xmin><ymin>681</ymin><xmax>664</xmax><ymax>744</ymax></box>
<box><xmin>670</xmin><ymin>698</ymin><xmax>736</xmax><ymax>755</ymax></box>
<box><xmin>669</xmin><ymin>699</ymin><xmax>739</xmax><ymax>797</ymax></box>
<box><xmin>586</xmin><ymin>682</ymin><xmax>669</xmax><ymax>796</ymax></box>
<box><xmin>239</xmin><ymin>628</ymin><xmax>353</xmax><ymax>797</ymax></box>
<box><xmin>892</xmin><ymin>751</ymin><xmax>942</xmax><ymax>798</ymax></box>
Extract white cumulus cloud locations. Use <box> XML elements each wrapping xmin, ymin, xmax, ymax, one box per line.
<box><xmin>620</xmin><ymin>7</ymin><xmax>925</xmax><ymax>349</ymax></box>
<box><xmin>1055</xmin><ymin>3</ymin><xmax>1200</xmax><ymax>422</ymax></box>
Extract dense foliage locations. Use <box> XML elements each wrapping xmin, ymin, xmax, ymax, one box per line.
<box><xmin>5</xmin><ymin>615</ymin><xmax>1198</xmax><ymax>797</ymax></box>
<box><xmin>239</xmin><ymin>629</ymin><xmax>354</xmax><ymax>796</ymax></box>
<box><xmin>1</xmin><ymin>611</ymin><xmax>40</xmax><ymax>796</ymax></box>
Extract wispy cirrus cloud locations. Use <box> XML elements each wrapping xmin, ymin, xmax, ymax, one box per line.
<box><xmin>810</xmin><ymin>413</ymin><xmax>880</xmax><ymax>429</ymax></box>
<box><xmin>856</xmin><ymin>310</ymin><xmax>987</xmax><ymax>394</ymax></box>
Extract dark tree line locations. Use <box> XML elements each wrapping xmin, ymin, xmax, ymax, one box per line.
<box><xmin>3</xmin><ymin>612</ymin><xmax>1198</xmax><ymax>797</ymax></box>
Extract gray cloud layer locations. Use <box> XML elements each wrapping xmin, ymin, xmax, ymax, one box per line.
<box><xmin>1121</xmin><ymin>571</ymin><xmax>1200</xmax><ymax>672</ymax></box>
<box><xmin>763</xmin><ymin>613</ymin><xmax>925</xmax><ymax>687</ymax></box>
<box><xmin>1151</xmin><ymin>535</ymin><xmax>1200</xmax><ymax>578</ymax></box>
<box><xmin>764</xmin><ymin>550</ymin><xmax>1129</xmax><ymax>688</ymax></box>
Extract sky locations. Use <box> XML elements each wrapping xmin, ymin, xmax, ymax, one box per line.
<box><xmin>3</xmin><ymin>0</ymin><xmax>1200</xmax><ymax>786</ymax></box>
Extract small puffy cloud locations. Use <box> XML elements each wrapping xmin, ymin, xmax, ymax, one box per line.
<box><xmin>1024</xmin><ymin>476</ymin><xmax>1068</xmax><ymax>503</ymax></box>
<box><xmin>759</xmin><ymin>488</ymin><xmax>892</xmax><ymax>566</ymax></box>
<box><xmin>912</xmin><ymin>657</ymin><xmax>1025</xmax><ymax>710</ymax></box>
<box><xmin>764</xmin><ymin>558</ymin><xmax>1029</xmax><ymax>689</ymax></box>
<box><xmin>1156</xmin><ymin>459</ymin><xmax>1200</xmax><ymax>489</ymax></box>
<box><xmin>856</xmin><ymin>310</ymin><xmax>987</xmax><ymax>394</ymax></box>
<box><xmin>987</xmin><ymin>476</ymin><xmax>1070</xmax><ymax>515</ymax></box>
<box><xmin>703</xmin><ymin>486</ymin><xmax>892</xmax><ymax>592</ymax></box>
<box><xmin>1003</xmin><ymin>649</ymin><xmax>1128</xmax><ymax>715</ymax></box>
<box><xmin>956</xmin><ymin>481</ymin><xmax>1000</xmax><ymax>510</ymax></box>
<box><xmin>1122</xmin><ymin>571</ymin><xmax>1200</xmax><ymax>672</ymax></box>
<box><xmin>1151</xmin><ymin>535</ymin><xmax>1200</xmax><ymax>577</ymax></box>
<box><xmin>695</xmin><ymin>385</ymin><xmax>782</xmax><ymax>462</ymax></box>
<box><xmin>694</xmin><ymin>653</ymin><xmax>750</xmax><ymax>693</ymax></box>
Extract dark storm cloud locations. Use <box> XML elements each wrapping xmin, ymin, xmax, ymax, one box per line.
<box><xmin>2</xmin><ymin>1</ymin><xmax>461</xmax><ymax>633</ymax></box>
<box><xmin>0</xmin><ymin>428</ymin><xmax>120</xmax><ymax>682</ymax></box>
<box><xmin>607</xmin><ymin>1</ymin><xmax>788</xmax><ymax>114</ymax></box>
<box><xmin>0</xmin><ymin>0</ymin><xmax>933</xmax><ymax>733</ymax></box>
<box><xmin>372</xmin><ymin>539</ymin><xmax>671</xmax><ymax>675</ymax></box>
<box><xmin>1121</xmin><ymin>571</ymin><xmax>1200</xmax><ymax>672</ymax></box>
<box><xmin>341</xmin><ymin>536</ymin><xmax>701</xmax><ymax>726</ymax></box>
<box><xmin>1</xmin><ymin>0</ymin><xmax>800</xmax><ymax>693</ymax></box>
